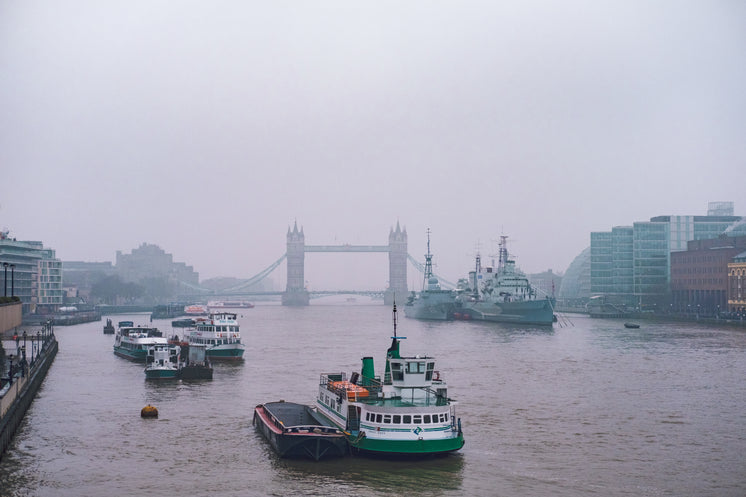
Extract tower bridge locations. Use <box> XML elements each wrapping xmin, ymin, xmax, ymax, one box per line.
<box><xmin>284</xmin><ymin>221</ymin><xmax>408</xmax><ymax>305</ymax></box>
<box><xmin>177</xmin><ymin>221</ymin><xmax>455</xmax><ymax>305</ymax></box>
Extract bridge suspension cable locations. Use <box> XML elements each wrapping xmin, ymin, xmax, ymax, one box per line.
<box><xmin>407</xmin><ymin>254</ymin><xmax>457</xmax><ymax>289</ymax></box>
<box><xmin>221</xmin><ymin>253</ymin><xmax>288</xmax><ymax>292</ymax></box>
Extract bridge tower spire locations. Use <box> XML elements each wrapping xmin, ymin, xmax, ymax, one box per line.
<box><xmin>385</xmin><ymin>221</ymin><xmax>408</xmax><ymax>305</ymax></box>
<box><xmin>282</xmin><ymin>221</ymin><xmax>309</xmax><ymax>306</ymax></box>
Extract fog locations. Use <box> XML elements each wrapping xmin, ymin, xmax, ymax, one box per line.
<box><xmin>1</xmin><ymin>1</ymin><xmax>744</xmax><ymax>290</ymax></box>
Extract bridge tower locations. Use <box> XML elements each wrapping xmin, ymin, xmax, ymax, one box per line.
<box><xmin>282</xmin><ymin>221</ymin><xmax>309</xmax><ymax>306</ymax></box>
<box><xmin>385</xmin><ymin>222</ymin><xmax>408</xmax><ymax>305</ymax></box>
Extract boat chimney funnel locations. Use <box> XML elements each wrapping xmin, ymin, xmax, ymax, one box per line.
<box><xmin>361</xmin><ymin>356</ymin><xmax>375</xmax><ymax>383</ymax></box>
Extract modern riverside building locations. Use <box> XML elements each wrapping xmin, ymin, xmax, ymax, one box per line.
<box><xmin>671</xmin><ymin>235</ymin><xmax>746</xmax><ymax>315</ymax></box>
<box><xmin>590</xmin><ymin>203</ymin><xmax>743</xmax><ymax>309</ymax></box>
<box><xmin>0</xmin><ymin>231</ymin><xmax>63</xmax><ymax>314</ymax></box>
<box><xmin>557</xmin><ymin>246</ymin><xmax>591</xmax><ymax>306</ymax></box>
<box><xmin>727</xmin><ymin>251</ymin><xmax>746</xmax><ymax>314</ymax></box>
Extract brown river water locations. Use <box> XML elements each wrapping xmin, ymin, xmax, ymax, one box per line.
<box><xmin>1</xmin><ymin>302</ymin><xmax>745</xmax><ymax>496</ymax></box>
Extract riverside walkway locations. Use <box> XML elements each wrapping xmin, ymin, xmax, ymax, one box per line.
<box><xmin>1</xmin><ymin>318</ymin><xmax>58</xmax><ymax>460</ymax></box>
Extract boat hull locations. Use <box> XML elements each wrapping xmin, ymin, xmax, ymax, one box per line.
<box><xmin>454</xmin><ymin>298</ymin><xmax>555</xmax><ymax>326</ymax></box>
<box><xmin>113</xmin><ymin>347</ymin><xmax>148</xmax><ymax>362</ymax></box>
<box><xmin>206</xmin><ymin>345</ymin><xmax>245</xmax><ymax>361</ymax></box>
<box><xmin>403</xmin><ymin>291</ymin><xmax>456</xmax><ymax>321</ymax></box>
<box><xmin>144</xmin><ymin>368</ymin><xmax>179</xmax><ymax>380</ymax></box>
<box><xmin>253</xmin><ymin>402</ymin><xmax>347</xmax><ymax>460</ymax></box>
<box><xmin>349</xmin><ymin>432</ymin><xmax>464</xmax><ymax>456</ymax></box>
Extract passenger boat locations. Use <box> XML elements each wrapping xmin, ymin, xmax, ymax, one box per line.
<box><xmin>453</xmin><ymin>236</ymin><xmax>556</xmax><ymax>326</ymax></box>
<box><xmin>404</xmin><ymin>231</ymin><xmax>456</xmax><ymax>321</ymax></box>
<box><xmin>186</xmin><ymin>312</ymin><xmax>244</xmax><ymax>361</ymax></box>
<box><xmin>253</xmin><ymin>401</ymin><xmax>348</xmax><ymax>460</ymax></box>
<box><xmin>103</xmin><ymin>318</ymin><xmax>115</xmax><ymax>334</ymax></box>
<box><xmin>207</xmin><ymin>300</ymin><xmax>254</xmax><ymax>309</ymax></box>
<box><xmin>113</xmin><ymin>325</ymin><xmax>167</xmax><ymax>362</ymax></box>
<box><xmin>184</xmin><ymin>304</ymin><xmax>209</xmax><ymax>316</ymax></box>
<box><xmin>144</xmin><ymin>344</ymin><xmax>180</xmax><ymax>380</ymax></box>
<box><xmin>316</xmin><ymin>303</ymin><xmax>464</xmax><ymax>457</ymax></box>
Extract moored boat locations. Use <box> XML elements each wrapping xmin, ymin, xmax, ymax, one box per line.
<box><xmin>179</xmin><ymin>343</ymin><xmax>213</xmax><ymax>380</ymax></box>
<box><xmin>454</xmin><ymin>236</ymin><xmax>556</xmax><ymax>326</ymax></box>
<box><xmin>316</xmin><ymin>303</ymin><xmax>464</xmax><ymax>457</ymax></box>
<box><xmin>624</xmin><ymin>322</ymin><xmax>640</xmax><ymax>329</ymax></box>
<box><xmin>114</xmin><ymin>325</ymin><xmax>167</xmax><ymax>362</ymax></box>
<box><xmin>144</xmin><ymin>343</ymin><xmax>180</xmax><ymax>380</ymax></box>
<box><xmin>184</xmin><ymin>304</ymin><xmax>209</xmax><ymax>316</ymax></box>
<box><xmin>103</xmin><ymin>318</ymin><xmax>115</xmax><ymax>334</ymax></box>
<box><xmin>186</xmin><ymin>312</ymin><xmax>245</xmax><ymax>361</ymax></box>
<box><xmin>208</xmin><ymin>300</ymin><xmax>254</xmax><ymax>309</ymax></box>
<box><xmin>253</xmin><ymin>401</ymin><xmax>347</xmax><ymax>460</ymax></box>
<box><xmin>403</xmin><ymin>230</ymin><xmax>456</xmax><ymax>321</ymax></box>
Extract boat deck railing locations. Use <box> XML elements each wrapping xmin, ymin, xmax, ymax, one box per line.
<box><xmin>259</xmin><ymin>405</ymin><xmax>343</xmax><ymax>436</ymax></box>
<box><xmin>319</xmin><ymin>372</ymin><xmax>383</xmax><ymax>400</ymax></box>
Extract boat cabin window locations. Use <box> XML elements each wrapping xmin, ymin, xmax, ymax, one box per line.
<box><xmin>406</xmin><ymin>361</ymin><xmax>427</xmax><ymax>374</ymax></box>
<box><xmin>425</xmin><ymin>362</ymin><xmax>435</xmax><ymax>381</ymax></box>
<box><xmin>424</xmin><ymin>415</ymin><xmax>431</xmax><ymax>423</ymax></box>
<box><xmin>383</xmin><ymin>415</ymin><xmax>391</xmax><ymax>424</ymax></box>
<box><xmin>391</xmin><ymin>362</ymin><xmax>404</xmax><ymax>381</ymax></box>
<box><xmin>393</xmin><ymin>415</ymin><xmax>401</xmax><ymax>423</ymax></box>
<box><xmin>375</xmin><ymin>414</ymin><xmax>382</xmax><ymax>423</ymax></box>
<box><xmin>403</xmin><ymin>415</ymin><xmax>411</xmax><ymax>424</ymax></box>
<box><xmin>413</xmin><ymin>415</ymin><xmax>422</xmax><ymax>424</ymax></box>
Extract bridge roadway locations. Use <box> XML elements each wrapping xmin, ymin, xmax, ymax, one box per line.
<box><xmin>177</xmin><ymin>290</ymin><xmax>387</xmax><ymax>300</ymax></box>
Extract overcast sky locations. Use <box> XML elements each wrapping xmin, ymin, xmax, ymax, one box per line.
<box><xmin>1</xmin><ymin>1</ymin><xmax>744</xmax><ymax>291</ymax></box>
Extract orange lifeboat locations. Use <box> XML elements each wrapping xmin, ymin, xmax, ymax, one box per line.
<box><xmin>329</xmin><ymin>380</ymin><xmax>369</xmax><ymax>400</ymax></box>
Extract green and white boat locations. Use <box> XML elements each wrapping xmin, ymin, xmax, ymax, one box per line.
<box><xmin>316</xmin><ymin>304</ymin><xmax>464</xmax><ymax>457</ymax></box>
<box><xmin>144</xmin><ymin>343</ymin><xmax>180</xmax><ymax>380</ymax></box>
<box><xmin>113</xmin><ymin>326</ymin><xmax>167</xmax><ymax>362</ymax></box>
<box><xmin>186</xmin><ymin>312</ymin><xmax>244</xmax><ymax>361</ymax></box>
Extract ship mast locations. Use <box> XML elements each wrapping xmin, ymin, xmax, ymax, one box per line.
<box><xmin>498</xmin><ymin>235</ymin><xmax>508</xmax><ymax>273</ymax></box>
<box><xmin>422</xmin><ymin>228</ymin><xmax>433</xmax><ymax>290</ymax></box>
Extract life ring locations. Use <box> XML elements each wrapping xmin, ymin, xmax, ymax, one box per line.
<box><xmin>434</xmin><ymin>371</ymin><xmax>441</xmax><ymax>381</ymax></box>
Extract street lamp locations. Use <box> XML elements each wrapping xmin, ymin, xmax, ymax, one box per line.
<box><xmin>3</xmin><ymin>262</ymin><xmax>7</xmax><ymax>296</ymax></box>
<box><xmin>10</xmin><ymin>263</ymin><xmax>14</xmax><ymax>297</ymax></box>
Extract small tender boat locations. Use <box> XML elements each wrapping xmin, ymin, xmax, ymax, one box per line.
<box><xmin>144</xmin><ymin>343</ymin><xmax>180</xmax><ymax>380</ymax></box>
<box><xmin>103</xmin><ymin>318</ymin><xmax>115</xmax><ymax>334</ymax></box>
<box><xmin>624</xmin><ymin>322</ymin><xmax>640</xmax><ymax>329</ymax></box>
<box><xmin>253</xmin><ymin>401</ymin><xmax>347</xmax><ymax>460</ymax></box>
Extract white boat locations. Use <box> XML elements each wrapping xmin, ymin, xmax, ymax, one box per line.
<box><xmin>315</xmin><ymin>303</ymin><xmax>464</xmax><ymax>456</ymax></box>
<box><xmin>113</xmin><ymin>326</ymin><xmax>167</xmax><ymax>362</ymax></box>
<box><xmin>186</xmin><ymin>312</ymin><xmax>245</xmax><ymax>361</ymax></box>
<box><xmin>207</xmin><ymin>300</ymin><xmax>254</xmax><ymax>309</ymax></box>
<box><xmin>144</xmin><ymin>344</ymin><xmax>180</xmax><ymax>380</ymax></box>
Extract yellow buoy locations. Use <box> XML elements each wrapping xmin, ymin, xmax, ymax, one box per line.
<box><xmin>141</xmin><ymin>404</ymin><xmax>158</xmax><ymax>418</ymax></box>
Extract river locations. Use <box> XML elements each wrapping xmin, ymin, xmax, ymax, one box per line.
<box><xmin>1</xmin><ymin>302</ymin><xmax>745</xmax><ymax>496</ymax></box>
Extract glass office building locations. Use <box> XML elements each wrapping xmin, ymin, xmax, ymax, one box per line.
<box><xmin>0</xmin><ymin>233</ymin><xmax>63</xmax><ymax>314</ymax></box>
<box><xmin>591</xmin><ymin>210</ymin><xmax>742</xmax><ymax>308</ymax></box>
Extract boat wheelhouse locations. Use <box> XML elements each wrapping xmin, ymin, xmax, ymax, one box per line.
<box><xmin>316</xmin><ymin>304</ymin><xmax>464</xmax><ymax>457</ymax></box>
<box><xmin>113</xmin><ymin>326</ymin><xmax>167</xmax><ymax>362</ymax></box>
<box><xmin>186</xmin><ymin>312</ymin><xmax>245</xmax><ymax>361</ymax></box>
<box><xmin>144</xmin><ymin>343</ymin><xmax>180</xmax><ymax>380</ymax></box>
